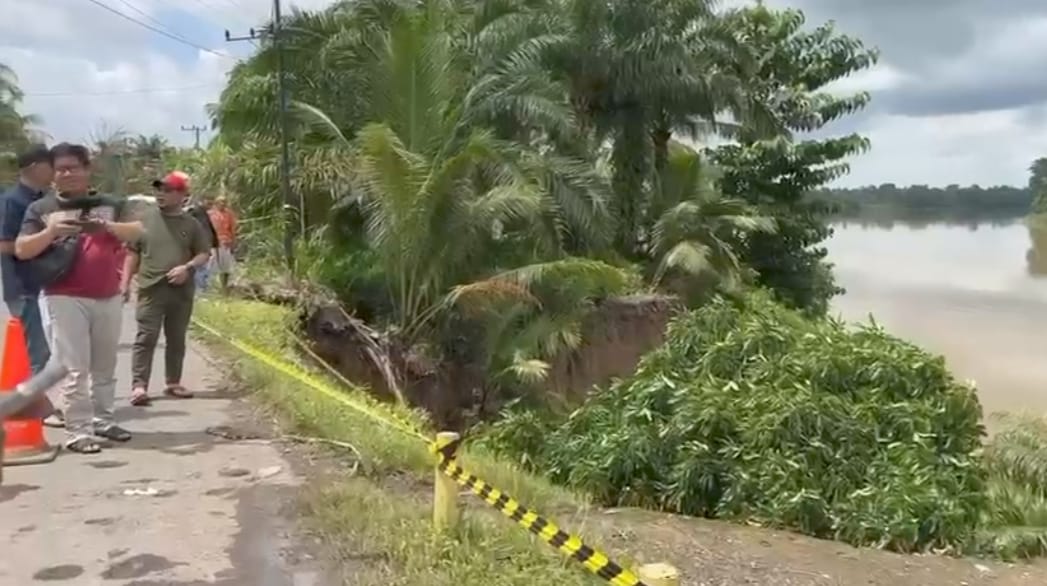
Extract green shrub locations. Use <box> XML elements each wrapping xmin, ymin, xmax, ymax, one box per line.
<box><xmin>972</xmin><ymin>414</ymin><xmax>1047</xmax><ymax>560</ymax></box>
<box><xmin>481</xmin><ymin>292</ymin><xmax>988</xmax><ymax>552</ymax></box>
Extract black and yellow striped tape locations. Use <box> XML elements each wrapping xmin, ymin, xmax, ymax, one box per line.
<box><xmin>194</xmin><ymin>317</ymin><xmax>648</xmax><ymax>586</ymax></box>
<box><xmin>433</xmin><ymin>440</ymin><xmax>647</xmax><ymax>586</ymax></box>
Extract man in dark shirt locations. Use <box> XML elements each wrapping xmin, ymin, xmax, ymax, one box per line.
<box><xmin>0</xmin><ymin>145</ymin><xmax>55</xmax><ymax>374</ymax></box>
<box><xmin>125</xmin><ymin>171</ymin><xmax>210</xmax><ymax>406</ymax></box>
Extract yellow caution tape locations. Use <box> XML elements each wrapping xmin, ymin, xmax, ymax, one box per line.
<box><xmin>431</xmin><ymin>439</ymin><xmax>647</xmax><ymax>586</ymax></box>
<box><xmin>193</xmin><ymin>316</ymin><xmax>648</xmax><ymax>586</ymax></box>
<box><xmin>191</xmin><ymin>317</ymin><xmax>430</xmax><ymax>443</ymax></box>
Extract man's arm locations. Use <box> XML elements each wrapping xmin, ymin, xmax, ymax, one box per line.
<box><xmin>200</xmin><ymin>208</ymin><xmax>218</xmax><ymax>252</ymax></box>
<box><xmin>121</xmin><ymin>250</ymin><xmax>140</xmax><ymax>291</ymax></box>
<box><xmin>15</xmin><ymin>204</ymin><xmax>57</xmax><ymax>260</ymax></box>
<box><xmin>104</xmin><ymin>199</ymin><xmax>144</xmax><ymax>242</ymax></box>
<box><xmin>230</xmin><ymin>212</ymin><xmax>239</xmax><ymax>244</ymax></box>
<box><xmin>104</xmin><ymin>220</ymin><xmax>144</xmax><ymax>243</ymax></box>
<box><xmin>186</xmin><ymin>221</ymin><xmax>211</xmax><ymax>270</ymax></box>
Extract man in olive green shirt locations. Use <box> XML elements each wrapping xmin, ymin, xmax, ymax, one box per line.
<box><xmin>122</xmin><ymin>171</ymin><xmax>210</xmax><ymax>406</ymax></box>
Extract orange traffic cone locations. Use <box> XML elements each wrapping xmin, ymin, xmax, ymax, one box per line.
<box><xmin>1</xmin><ymin>317</ymin><xmax>59</xmax><ymax>467</ymax></box>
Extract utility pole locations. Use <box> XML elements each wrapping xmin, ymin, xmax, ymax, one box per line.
<box><xmin>180</xmin><ymin>124</ymin><xmax>207</xmax><ymax>149</ymax></box>
<box><xmin>225</xmin><ymin>0</ymin><xmax>296</xmax><ymax>275</ymax></box>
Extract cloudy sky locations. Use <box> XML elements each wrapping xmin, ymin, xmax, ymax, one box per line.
<box><xmin>2</xmin><ymin>0</ymin><xmax>1046</xmax><ymax>188</ymax></box>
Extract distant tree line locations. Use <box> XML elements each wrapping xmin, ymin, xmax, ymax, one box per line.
<box><xmin>1031</xmin><ymin>158</ymin><xmax>1047</xmax><ymax>215</ymax></box>
<box><xmin>815</xmin><ymin>184</ymin><xmax>1034</xmax><ymax>223</ymax></box>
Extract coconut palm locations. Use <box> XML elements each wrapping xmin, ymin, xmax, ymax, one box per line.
<box><xmin>284</xmin><ymin>0</ymin><xmax>620</xmax><ymax>338</ymax></box>
<box><xmin>649</xmin><ymin>142</ymin><xmax>775</xmax><ymax>290</ymax></box>
<box><xmin>0</xmin><ymin>63</ymin><xmax>39</xmax><ymax>158</ymax></box>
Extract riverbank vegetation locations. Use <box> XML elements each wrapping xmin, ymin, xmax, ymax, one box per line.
<box><xmin>819</xmin><ymin>184</ymin><xmax>1034</xmax><ymax>224</ymax></box>
<box><xmin>479</xmin><ymin>292</ymin><xmax>1047</xmax><ymax>559</ymax></box>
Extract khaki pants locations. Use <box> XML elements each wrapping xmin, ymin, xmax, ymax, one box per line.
<box><xmin>131</xmin><ymin>282</ymin><xmax>194</xmax><ymax>389</ymax></box>
<box><xmin>46</xmin><ymin>295</ymin><xmax>123</xmax><ymax>442</ymax></box>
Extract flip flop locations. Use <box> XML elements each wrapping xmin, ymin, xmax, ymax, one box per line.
<box><xmin>163</xmin><ymin>385</ymin><xmax>194</xmax><ymax>399</ymax></box>
<box><xmin>129</xmin><ymin>387</ymin><xmax>151</xmax><ymax>406</ymax></box>
<box><xmin>66</xmin><ymin>437</ymin><xmax>101</xmax><ymax>454</ymax></box>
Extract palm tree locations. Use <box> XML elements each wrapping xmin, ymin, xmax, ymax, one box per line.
<box><xmin>0</xmin><ymin>63</ymin><xmax>39</xmax><ymax>157</ymax></box>
<box><xmin>649</xmin><ymin>142</ymin><xmax>775</xmax><ymax>291</ymax></box>
<box><xmin>302</xmin><ymin>1</ymin><xmax>552</xmax><ymax>334</ymax></box>
<box><xmin>132</xmin><ymin>134</ymin><xmax>171</xmax><ymax>160</ymax></box>
<box><xmin>482</xmin><ymin>0</ymin><xmax>781</xmax><ymax>259</ymax></box>
<box><xmin>213</xmin><ymin>0</ymin><xmax>614</xmax><ymax>255</ymax></box>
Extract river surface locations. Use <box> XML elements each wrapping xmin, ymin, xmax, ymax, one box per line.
<box><xmin>828</xmin><ymin>220</ymin><xmax>1047</xmax><ymax>419</ymax></box>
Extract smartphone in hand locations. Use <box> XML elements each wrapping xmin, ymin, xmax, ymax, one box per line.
<box><xmin>68</xmin><ymin>218</ymin><xmax>106</xmax><ymax>233</ymax></box>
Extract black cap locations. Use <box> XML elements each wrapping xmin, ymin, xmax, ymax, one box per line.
<box><xmin>16</xmin><ymin>144</ymin><xmax>53</xmax><ymax>170</ymax></box>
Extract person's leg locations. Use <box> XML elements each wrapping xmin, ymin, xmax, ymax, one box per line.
<box><xmin>162</xmin><ymin>284</ymin><xmax>195</xmax><ymax>398</ymax></box>
<box><xmin>17</xmin><ymin>294</ymin><xmax>51</xmax><ymax>374</ymax></box>
<box><xmin>16</xmin><ymin>294</ymin><xmax>63</xmax><ymax>427</ymax></box>
<box><xmin>46</xmin><ymin>295</ymin><xmax>98</xmax><ymax>453</ymax></box>
<box><xmin>218</xmin><ymin>246</ymin><xmax>234</xmax><ymax>291</ymax></box>
<box><xmin>89</xmin><ymin>295</ymin><xmax>129</xmax><ymax>442</ymax></box>
<box><xmin>130</xmin><ymin>284</ymin><xmax>165</xmax><ymax>405</ymax></box>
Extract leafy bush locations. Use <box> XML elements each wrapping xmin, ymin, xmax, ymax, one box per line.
<box><xmin>481</xmin><ymin>292</ymin><xmax>988</xmax><ymax>552</ymax></box>
<box><xmin>973</xmin><ymin>414</ymin><xmax>1047</xmax><ymax>560</ymax></box>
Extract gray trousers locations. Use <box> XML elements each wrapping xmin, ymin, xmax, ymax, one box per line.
<box><xmin>46</xmin><ymin>295</ymin><xmax>123</xmax><ymax>442</ymax></box>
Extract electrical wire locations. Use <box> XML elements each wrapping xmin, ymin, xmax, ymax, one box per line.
<box><xmin>84</xmin><ymin>0</ymin><xmax>234</xmax><ymax>59</ymax></box>
<box><xmin>24</xmin><ymin>84</ymin><xmax>221</xmax><ymax>97</ymax></box>
<box><xmin>111</xmin><ymin>0</ymin><xmax>170</xmax><ymax>32</ymax></box>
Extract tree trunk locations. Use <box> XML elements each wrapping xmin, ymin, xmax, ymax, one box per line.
<box><xmin>611</xmin><ymin>107</ymin><xmax>651</xmax><ymax>259</ymax></box>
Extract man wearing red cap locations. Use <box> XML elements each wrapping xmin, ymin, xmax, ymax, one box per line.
<box><xmin>123</xmin><ymin>171</ymin><xmax>211</xmax><ymax>406</ymax></box>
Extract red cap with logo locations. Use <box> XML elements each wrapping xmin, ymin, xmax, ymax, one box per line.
<box><xmin>152</xmin><ymin>171</ymin><xmax>190</xmax><ymax>191</ymax></box>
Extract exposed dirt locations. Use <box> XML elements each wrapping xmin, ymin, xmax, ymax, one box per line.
<box><xmin>581</xmin><ymin>508</ymin><xmax>1047</xmax><ymax>586</ymax></box>
<box><xmin>284</xmin><ymin>439</ymin><xmax>1047</xmax><ymax>586</ymax></box>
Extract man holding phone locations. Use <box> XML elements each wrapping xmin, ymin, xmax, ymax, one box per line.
<box><xmin>124</xmin><ymin>171</ymin><xmax>210</xmax><ymax>406</ymax></box>
<box><xmin>15</xmin><ymin>143</ymin><xmax>144</xmax><ymax>454</ymax></box>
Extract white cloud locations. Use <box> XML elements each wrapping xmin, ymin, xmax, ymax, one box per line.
<box><xmin>836</xmin><ymin>108</ymin><xmax>1047</xmax><ymax>187</ymax></box>
<box><xmin>0</xmin><ymin>0</ymin><xmax>337</xmax><ymax>148</ymax></box>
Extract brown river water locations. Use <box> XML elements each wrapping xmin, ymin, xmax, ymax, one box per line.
<box><xmin>828</xmin><ymin>220</ymin><xmax>1047</xmax><ymax>420</ymax></box>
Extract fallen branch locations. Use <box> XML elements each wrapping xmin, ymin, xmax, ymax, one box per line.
<box><xmin>282</xmin><ymin>433</ymin><xmax>363</xmax><ymax>476</ymax></box>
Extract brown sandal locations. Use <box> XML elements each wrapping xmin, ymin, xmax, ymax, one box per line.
<box><xmin>163</xmin><ymin>385</ymin><xmax>194</xmax><ymax>399</ymax></box>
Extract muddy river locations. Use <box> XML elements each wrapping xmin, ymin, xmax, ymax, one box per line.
<box><xmin>828</xmin><ymin>220</ymin><xmax>1047</xmax><ymax>418</ymax></box>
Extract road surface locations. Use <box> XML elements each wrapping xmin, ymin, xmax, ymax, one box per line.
<box><xmin>0</xmin><ymin>299</ymin><xmax>333</xmax><ymax>585</ymax></box>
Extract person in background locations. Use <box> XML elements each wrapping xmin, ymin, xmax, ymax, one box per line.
<box><xmin>15</xmin><ymin>143</ymin><xmax>144</xmax><ymax>454</ymax></box>
<box><xmin>0</xmin><ymin>145</ymin><xmax>59</xmax><ymax>425</ymax></box>
<box><xmin>125</xmin><ymin>172</ymin><xmax>210</xmax><ymax>406</ymax></box>
<box><xmin>206</xmin><ymin>195</ymin><xmax>237</xmax><ymax>292</ymax></box>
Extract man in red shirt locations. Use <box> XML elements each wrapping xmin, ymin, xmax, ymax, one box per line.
<box><xmin>15</xmin><ymin>143</ymin><xmax>144</xmax><ymax>454</ymax></box>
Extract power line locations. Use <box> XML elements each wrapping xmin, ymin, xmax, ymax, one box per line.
<box><xmin>181</xmin><ymin>124</ymin><xmax>208</xmax><ymax>149</ymax></box>
<box><xmin>112</xmin><ymin>0</ymin><xmax>170</xmax><ymax>32</ymax></box>
<box><xmin>84</xmin><ymin>0</ymin><xmax>233</xmax><ymax>59</ymax></box>
<box><xmin>24</xmin><ymin>84</ymin><xmax>221</xmax><ymax>97</ymax></box>
<box><xmin>227</xmin><ymin>0</ymin><xmax>296</xmax><ymax>274</ymax></box>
